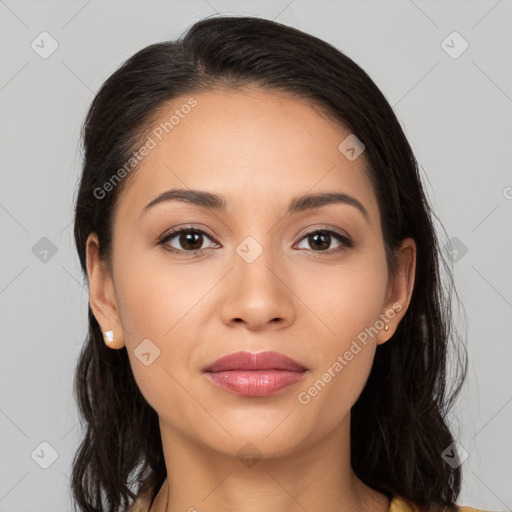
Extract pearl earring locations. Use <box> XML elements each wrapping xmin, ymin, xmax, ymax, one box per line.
<box><xmin>104</xmin><ymin>330</ymin><xmax>114</xmax><ymax>343</ymax></box>
<box><xmin>385</xmin><ymin>325</ymin><xmax>389</xmax><ymax>331</ymax></box>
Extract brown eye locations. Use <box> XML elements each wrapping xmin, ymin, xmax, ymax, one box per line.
<box><xmin>158</xmin><ymin>228</ymin><xmax>218</xmax><ymax>254</ymax></box>
<box><xmin>295</xmin><ymin>229</ymin><xmax>353</xmax><ymax>253</ymax></box>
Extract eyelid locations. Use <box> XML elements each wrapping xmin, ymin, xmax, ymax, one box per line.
<box><xmin>293</xmin><ymin>226</ymin><xmax>354</xmax><ymax>253</ymax></box>
<box><xmin>297</xmin><ymin>224</ymin><xmax>350</xmax><ymax>240</ymax></box>
<box><xmin>157</xmin><ymin>224</ymin><xmax>354</xmax><ymax>255</ymax></box>
<box><xmin>156</xmin><ymin>225</ymin><xmax>219</xmax><ymax>247</ymax></box>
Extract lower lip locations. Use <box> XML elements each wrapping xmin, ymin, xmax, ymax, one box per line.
<box><xmin>205</xmin><ymin>370</ymin><xmax>306</xmax><ymax>397</ymax></box>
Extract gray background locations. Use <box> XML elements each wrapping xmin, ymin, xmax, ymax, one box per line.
<box><xmin>1</xmin><ymin>0</ymin><xmax>511</xmax><ymax>510</ymax></box>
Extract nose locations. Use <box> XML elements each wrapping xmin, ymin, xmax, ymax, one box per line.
<box><xmin>219</xmin><ymin>242</ymin><xmax>296</xmax><ymax>332</ymax></box>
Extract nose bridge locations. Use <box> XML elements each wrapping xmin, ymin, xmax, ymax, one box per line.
<box><xmin>234</xmin><ymin>232</ymin><xmax>281</xmax><ymax>290</ymax></box>
<box><xmin>220</xmin><ymin>229</ymin><xmax>295</xmax><ymax>328</ymax></box>
<box><xmin>229</xmin><ymin>199</ymin><xmax>295</xmax><ymax>285</ymax></box>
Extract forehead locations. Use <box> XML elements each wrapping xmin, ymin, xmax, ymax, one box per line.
<box><xmin>115</xmin><ymin>87</ymin><xmax>378</xmax><ymax>224</ymax></box>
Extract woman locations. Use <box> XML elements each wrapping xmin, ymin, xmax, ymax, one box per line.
<box><xmin>70</xmin><ymin>15</ymin><xmax>494</xmax><ymax>512</ymax></box>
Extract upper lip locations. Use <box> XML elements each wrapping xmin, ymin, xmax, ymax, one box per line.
<box><xmin>203</xmin><ymin>351</ymin><xmax>308</xmax><ymax>372</ymax></box>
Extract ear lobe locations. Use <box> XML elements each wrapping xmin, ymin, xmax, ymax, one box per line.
<box><xmin>86</xmin><ymin>233</ymin><xmax>125</xmax><ymax>349</ymax></box>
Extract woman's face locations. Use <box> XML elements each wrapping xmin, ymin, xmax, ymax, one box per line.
<box><xmin>87</xmin><ymin>87</ymin><xmax>415</xmax><ymax>460</ymax></box>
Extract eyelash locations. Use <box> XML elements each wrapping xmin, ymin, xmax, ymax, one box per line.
<box><xmin>156</xmin><ymin>226</ymin><xmax>354</xmax><ymax>257</ymax></box>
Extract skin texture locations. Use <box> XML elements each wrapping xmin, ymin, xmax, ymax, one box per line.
<box><xmin>86</xmin><ymin>87</ymin><xmax>416</xmax><ymax>512</ymax></box>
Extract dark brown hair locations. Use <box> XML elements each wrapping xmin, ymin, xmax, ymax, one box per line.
<box><xmin>71</xmin><ymin>14</ymin><xmax>468</xmax><ymax>512</ymax></box>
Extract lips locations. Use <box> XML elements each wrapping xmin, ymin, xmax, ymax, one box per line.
<box><xmin>202</xmin><ymin>351</ymin><xmax>308</xmax><ymax>397</ymax></box>
<box><xmin>203</xmin><ymin>350</ymin><xmax>308</xmax><ymax>373</ymax></box>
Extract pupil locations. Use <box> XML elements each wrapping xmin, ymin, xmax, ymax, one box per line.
<box><xmin>181</xmin><ymin>231</ymin><xmax>202</xmax><ymax>250</ymax></box>
<box><xmin>177</xmin><ymin>231</ymin><xmax>332</xmax><ymax>252</ymax></box>
<box><xmin>311</xmin><ymin>233</ymin><xmax>329</xmax><ymax>250</ymax></box>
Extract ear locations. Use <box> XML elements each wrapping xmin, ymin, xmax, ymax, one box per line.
<box><xmin>85</xmin><ymin>232</ymin><xmax>125</xmax><ymax>349</ymax></box>
<box><xmin>376</xmin><ymin>237</ymin><xmax>417</xmax><ymax>345</ymax></box>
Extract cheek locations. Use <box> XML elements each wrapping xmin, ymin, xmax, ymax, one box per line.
<box><xmin>298</xmin><ymin>343</ymin><xmax>376</xmax><ymax>436</ymax></box>
<box><xmin>112</xmin><ymin>251</ymin><xmax>217</xmax><ymax>389</ymax></box>
<box><xmin>292</xmin><ymin>249</ymin><xmax>387</xmax><ymax>411</ymax></box>
<box><xmin>113</xmin><ymin>263</ymin><xmax>199</xmax><ymax>415</ymax></box>
<box><xmin>114</xmin><ymin>248</ymin><xmax>211</xmax><ymax>342</ymax></box>
<box><xmin>296</xmin><ymin>250</ymin><xmax>388</xmax><ymax>347</ymax></box>
<box><xmin>296</xmin><ymin>277</ymin><xmax>383</xmax><ymax>427</ymax></box>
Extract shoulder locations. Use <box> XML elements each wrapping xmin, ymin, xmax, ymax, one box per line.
<box><xmin>124</xmin><ymin>492</ymin><xmax>151</xmax><ymax>512</ymax></box>
<box><xmin>125</xmin><ymin>478</ymin><xmax>166</xmax><ymax>512</ymax></box>
<box><xmin>389</xmin><ymin>495</ymin><xmax>498</xmax><ymax>512</ymax></box>
<box><xmin>456</xmin><ymin>508</ymin><xmax>500</xmax><ymax>512</ymax></box>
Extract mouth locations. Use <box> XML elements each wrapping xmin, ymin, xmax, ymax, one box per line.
<box><xmin>203</xmin><ymin>350</ymin><xmax>308</xmax><ymax>372</ymax></box>
<box><xmin>203</xmin><ymin>351</ymin><xmax>308</xmax><ymax>397</ymax></box>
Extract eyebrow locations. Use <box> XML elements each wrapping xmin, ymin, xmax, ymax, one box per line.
<box><xmin>140</xmin><ymin>188</ymin><xmax>370</xmax><ymax>223</ymax></box>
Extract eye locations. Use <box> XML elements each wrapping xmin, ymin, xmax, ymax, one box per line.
<box><xmin>157</xmin><ymin>227</ymin><xmax>219</xmax><ymax>255</ymax></box>
<box><xmin>295</xmin><ymin>229</ymin><xmax>353</xmax><ymax>254</ymax></box>
<box><xmin>157</xmin><ymin>226</ymin><xmax>353</xmax><ymax>256</ymax></box>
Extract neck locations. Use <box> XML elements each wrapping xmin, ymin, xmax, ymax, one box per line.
<box><xmin>149</xmin><ymin>416</ymin><xmax>390</xmax><ymax>512</ymax></box>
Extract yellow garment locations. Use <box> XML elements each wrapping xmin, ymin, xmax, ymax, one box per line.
<box><xmin>126</xmin><ymin>488</ymin><xmax>496</xmax><ymax>512</ymax></box>
<box><xmin>389</xmin><ymin>495</ymin><xmax>495</xmax><ymax>512</ymax></box>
